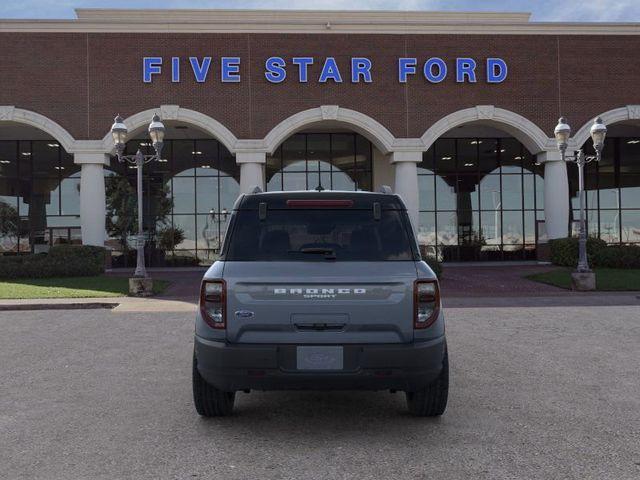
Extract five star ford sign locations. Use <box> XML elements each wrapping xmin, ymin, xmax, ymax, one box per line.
<box><xmin>142</xmin><ymin>56</ymin><xmax>508</xmax><ymax>84</ymax></box>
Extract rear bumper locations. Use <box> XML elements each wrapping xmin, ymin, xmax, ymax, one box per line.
<box><xmin>194</xmin><ymin>335</ymin><xmax>446</xmax><ymax>392</ymax></box>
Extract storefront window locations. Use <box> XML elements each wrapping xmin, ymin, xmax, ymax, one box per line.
<box><xmin>0</xmin><ymin>140</ymin><xmax>80</xmax><ymax>254</ymax></box>
<box><xmin>418</xmin><ymin>137</ymin><xmax>544</xmax><ymax>261</ymax></box>
<box><xmin>266</xmin><ymin>133</ymin><xmax>373</xmax><ymax>192</ymax></box>
<box><xmin>106</xmin><ymin>138</ymin><xmax>239</xmax><ymax>266</ymax></box>
<box><xmin>569</xmin><ymin>137</ymin><xmax>640</xmax><ymax>245</ymax></box>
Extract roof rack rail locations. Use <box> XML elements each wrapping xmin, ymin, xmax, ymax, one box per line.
<box><xmin>378</xmin><ymin>185</ymin><xmax>393</xmax><ymax>194</ymax></box>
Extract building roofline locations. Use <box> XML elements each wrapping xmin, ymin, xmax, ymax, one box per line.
<box><xmin>0</xmin><ymin>8</ymin><xmax>639</xmax><ymax>35</ymax></box>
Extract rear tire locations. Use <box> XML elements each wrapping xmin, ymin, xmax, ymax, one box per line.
<box><xmin>406</xmin><ymin>347</ymin><xmax>449</xmax><ymax>417</ymax></box>
<box><xmin>193</xmin><ymin>355</ymin><xmax>235</xmax><ymax>417</ymax></box>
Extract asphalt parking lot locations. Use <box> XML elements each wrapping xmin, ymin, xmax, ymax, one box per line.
<box><xmin>1</xmin><ymin>304</ymin><xmax>639</xmax><ymax>480</ymax></box>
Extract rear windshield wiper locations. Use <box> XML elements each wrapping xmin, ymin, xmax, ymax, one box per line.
<box><xmin>288</xmin><ymin>247</ymin><xmax>337</xmax><ymax>259</ymax></box>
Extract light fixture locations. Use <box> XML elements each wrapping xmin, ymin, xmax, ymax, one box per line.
<box><xmin>514</xmin><ymin>156</ymin><xmax>523</xmax><ymax>160</ymax></box>
<box><xmin>470</xmin><ymin>140</ymin><xmax>483</xmax><ymax>145</ymax></box>
<box><xmin>109</xmin><ymin>112</ymin><xmax>166</xmax><ymax>282</ymax></box>
<box><xmin>148</xmin><ymin>113</ymin><xmax>165</xmax><ymax>155</ymax></box>
<box><xmin>158</xmin><ymin>158</ymin><xmax>168</xmax><ymax>163</ymax></box>
<box><xmin>21</xmin><ymin>152</ymin><xmax>31</xmax><ymax>156</ymax></box>
<box><xmin>590</xmin><ymin>117</ymin><xmax>607</xmax><ymax>154</ymax></box>
<box><xmin>441</xmin><ymin>156</ymin><xmax>453</xmax><ymax>160</ymax></box>
<box><xmin>0</xmin><ymin>160</ymin><xmax>10</xmax><ymax>164</ymax></box>
<box><xmin>464</xmin><ymin>163</ymin><xmax>474</xmax><ymax>167</ymax></box>
<box><xmin>200</xmin><ymin>165</ymin><xmax>211</xmax><ymax>168</ymax></box>
<box><xmin>54</xmin><ymin>166</ymin><xmax>65</xmax><ymax>170</ymax></box>
<box><xmin>627</xmin><ymin>139</ymin><xmax>640</xmax><ymax>144</ymax></box>
<box><xmin>554</xmin><ymin>117</ymin><xmax>571</xmax><ymax>153</ymax></box>
<box><xmin>139</xmin><ymin>142</ymin><xmax>151</xmax><ymax>147</ymax></box>
<box><xmin>192</xmin><ymin>151</ymin><xmax>203</xmax><ymax>155</ymax></box>
<box><xmin>47</xmin><ymin>143</ymin><xmax>59</xmax><ymax>148</ymax></box>
<box><xmin>110</xmin><ymin>115</ymin><xmax>128</xmax><ymax>154</ymax></box>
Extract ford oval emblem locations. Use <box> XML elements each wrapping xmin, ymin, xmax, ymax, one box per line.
<box><xmin>235</xmin><ymin>310</ymin><xmax>255</xmax><ymax>319</ymax></box>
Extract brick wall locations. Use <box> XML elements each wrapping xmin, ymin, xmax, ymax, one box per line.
<box><xmin>1</xmin><ymin>32</ymin><xmax>639</xmax><ymax>142</ymax></box>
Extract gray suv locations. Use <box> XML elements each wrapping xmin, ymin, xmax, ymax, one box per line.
<box><xmin>193</xmin><ymin>189</ymin><xmax>448</xmax><ymax>416</ymax></box>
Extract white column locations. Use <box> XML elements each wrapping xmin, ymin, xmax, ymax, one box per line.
<box><xmin>391</xmin><ymin>151</ymin><xmax>421</xmax><ymax>230</ymax></box>
<box><xmin>237</xmin><ymin>151</ymin><xmax>266</xmax><ymax>193</ymax></box>
<box><xmin>75</xmin><ymin>153</ymin><xmax>109</xmax><ymax>246</ymax></box>
<box><xmin>539</xmin><ymin>151</ymin><xmax>569</xmax><ymax>239</ymax></box>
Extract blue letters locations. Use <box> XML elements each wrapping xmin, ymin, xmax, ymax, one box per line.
<box><xmin>265</xmin><ymin>57</ymin><xmax>287</xmax><ymax>83</ymax></box>
<box><xmin>424</xmin><ymin>58</ymin><xmax>447</xmax><ymax>83</ymax></box>
<box><xmin>398</xmin><ymin>58</ymin><xmax>417</xmax><ymax>83</ymax></box>
<box><xmin>456</xmin><ymin>58</ymin><xmax>477</xmax><ymax>83</ymax></box>
<box><xmin>171</xmin><ymin>57</ymin><xmax>180</xmax><ymax>83</ymax></box>
<box><xmin>142</xmin><ymin>55</ymin><xmax>507</xmax><ymax>85</ymax></box>
<box><xmin>189</xmin><ymin>57</ymin><xmax>211</xmax><ymax>83</ymax></box>
<box><xmin>292</xmin><ymin>57</ymin><xmax>314</xmax><ymax>82</ymax></box>
<box><xmin>319</xmin><ymin>57</ymin><xmax>343</xmax><ymax>83</ymax></box>
<box><xmin>221</xmin><ymin>57</ymin><xmax>241</xmax><ymax>82</ymax></box>
<box><xmin>143</xmin><ymin>57</ymin><xmax>162</xmax><ymax>83</ymax></box>
<box><xmin>351</xmin><ymin>58</ymin><xmax>372</xmax><ymax>83</ymax></box>
<box><xmin>487</xmin><ymin>58</ymin><xmax>508</xmax><ymax>83</ymax></box>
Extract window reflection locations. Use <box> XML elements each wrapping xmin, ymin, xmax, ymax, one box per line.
<box><xmin>418</xmin><ymin>136</ymin><xmax>544</xmax><ymax>261</ymax></box>
<box><xmin>0</xmin><ymin>140</ymin><xmax>79</xmax><ymax>254</ymax></box>
<box><xmin>105</xmin><ymin>138</ymin><xmax>239</xmax><ymax>266</ymax></box>
<box><xmin>567</xmin><ymin>136</ymin><xmax>640</xmax><ymax>245</ymax></box>
<box><xmin>265</xmin><ymin>133</ymin><xmax>373</xmax><ymax>193</ymax></box>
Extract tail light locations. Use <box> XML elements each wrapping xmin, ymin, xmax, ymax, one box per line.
<box><xmin>200</xmin><ymin>279</ymin><xmax>226</xmax><ymax>329</ymax></box>
<box><xmin>414</xmin><ymin>280</ymin><xmax>440</xmax><ymax>329</ymax></box>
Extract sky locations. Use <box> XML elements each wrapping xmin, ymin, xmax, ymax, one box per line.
<box><xmin>1</xmin><ymin>0</ymin><xmax>640</xmax><ymax>22</ymax></box>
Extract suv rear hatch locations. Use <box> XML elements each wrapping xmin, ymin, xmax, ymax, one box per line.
<box><xmin>218</xmin><ymin>193</ymin><xmax>420</xmax><ymax>344</ymax></box>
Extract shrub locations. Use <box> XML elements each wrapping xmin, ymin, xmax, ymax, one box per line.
<box><xmin>549</xmin><ymin>237</ymin><xmax>607</xmax><ymax>267</ymax></box>
<box><xmin>0</xmin><ymin>245</ymin><xmax>106</xmax><ymax>279</ymax></box>
<box><xmin>157</xmin><ymin>226</ymin><xmax>185</xmax><ymax>252</ymax></box>
<box><xmin>593</xmin><ymin>245</ymin><xmax>640</xmax><ymax>269</ymax></box>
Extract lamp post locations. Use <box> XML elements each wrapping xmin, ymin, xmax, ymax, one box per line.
<box><xmin>110</xmin><ymin>114</ymin><xmax>165</xmax><ymax>283</ymax></box>
<box><xmin>553</xmin><ymin>116</ymin><xmax>607</xmax><ymax>287</ymax></box>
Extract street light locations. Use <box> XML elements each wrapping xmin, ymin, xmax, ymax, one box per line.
<box><xmin>110</xmin><ymin>113</ymin><xmax>165</xmax><ymax>280</ymax></box>
<box><xmin>554</xmin><ymin>116</ymin><xmax>607</xmax><ymax>276</ymax></box>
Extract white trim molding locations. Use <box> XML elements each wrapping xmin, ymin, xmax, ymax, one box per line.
<box><xmin>263</xmin><ymin>106</ymin><xmax>397</xmax><ymax>155</ymax></box>
<box><xmin>0</xmin><ymin>106</ymin><xmax>76</xmax><ymax>153</ymax></box>
<box><xmin>100</xmin><ymin>105</ymin><xmax>239</xmax><ymax>154</ymax></box>
<box><xmin>421</xmin><ymin>105</ymin><xmax>553</xmax><ymax>154</ymax></box>
<box><xmin>3</xmin><ymin>10</ymin><xmax>640</xmax><ymax>35</ymax></box>
<box><xmin>571</xmin><ymin>105</ymin><xmax>640</xmax><ymax>149</ymax></box>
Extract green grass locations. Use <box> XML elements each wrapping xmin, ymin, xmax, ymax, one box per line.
<box><xmin>526</xmin><ymin>268</ymin><xmax>640</xmax><ymax>291</ymax></box>
<box><xmin>0</xmin><ymin>276</ymin><xmax>170</xmax><ymax>299</ymax></box>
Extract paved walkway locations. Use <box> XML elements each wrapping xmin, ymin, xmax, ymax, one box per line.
<box><xmin>2</xmin><ymin>263</ymin><xmax>639</xmax><ymax>311</ymax></box>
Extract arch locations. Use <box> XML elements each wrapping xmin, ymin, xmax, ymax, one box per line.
<box><xmin>263</xmin><ymin>106</ymin><xmax>396</xmax><ymax>155</ymax></box>
<box><xmin>420</xmin><ymin>106</ymin><xmax>553</xmax><ymax>154</ymax></box>
<box><xmin>0</xmin><ymin>106</ymin><xmax>76</xmax><ymax>153</ymax></box>
<box><xmin>572</xmin><ymin>105</ymin><xmax>640</xmax><ymax>148</ymax></box>
<box><xmin>100</xmin><ymin>105</ymin><xmax>239</xmax><ymax>155</ymax></box>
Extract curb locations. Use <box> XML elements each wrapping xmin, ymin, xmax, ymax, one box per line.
<box><xmin>0</xmin><ymin>302</ymin><xmax>120</xmax><ymax>311</ymax></box>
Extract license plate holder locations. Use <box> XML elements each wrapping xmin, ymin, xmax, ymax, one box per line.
<box><xmin>296</xmin><ymin>346</ymin><xmax>343</xmax><ymax>371</ymax></box>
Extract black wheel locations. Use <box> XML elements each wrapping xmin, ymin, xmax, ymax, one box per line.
<box><xmin>406</xmin><ymin>347</ymin><xmax>449</xmax><ymax>417</ymax></box>
<box><xmin>192</xmin><ymin>355</ymin><xmax>235</xmax><ymax>417</ymax></box>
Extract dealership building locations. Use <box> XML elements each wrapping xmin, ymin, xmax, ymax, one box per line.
<box><xmin>1</xmin><ymin>9</ymin><xmax>640</xmax><ymax>264</ymax></box>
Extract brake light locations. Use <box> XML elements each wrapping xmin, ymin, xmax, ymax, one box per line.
<box><xmin>414</xmin><ymin>280</ymin><xmax>440</xmax><ymax>329</ymax></box>
<box><xmin>200</xmin><ymin>279</ymin><xmax>226</xmax><ymax>329</ymax></box>
<box><xmin>286</xmin><ymin>199</ymin><xmax>354</xmax><ymax>208</ymax></box>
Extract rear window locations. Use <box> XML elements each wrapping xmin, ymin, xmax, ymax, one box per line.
<box><xmin>224</xmin><ymin>209</ymin><xmax>417</xmax><ymax>261</ymax></box>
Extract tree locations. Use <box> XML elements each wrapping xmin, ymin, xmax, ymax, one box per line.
<box><xmin>105</xmin><ymin>175</ymin><xmax>173</xmax><ymax>252</ymax></box>
<box><xmin>0</xmin><ymin>201</ymin><xmax>21</xmax><ymax>250</ymax></box>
